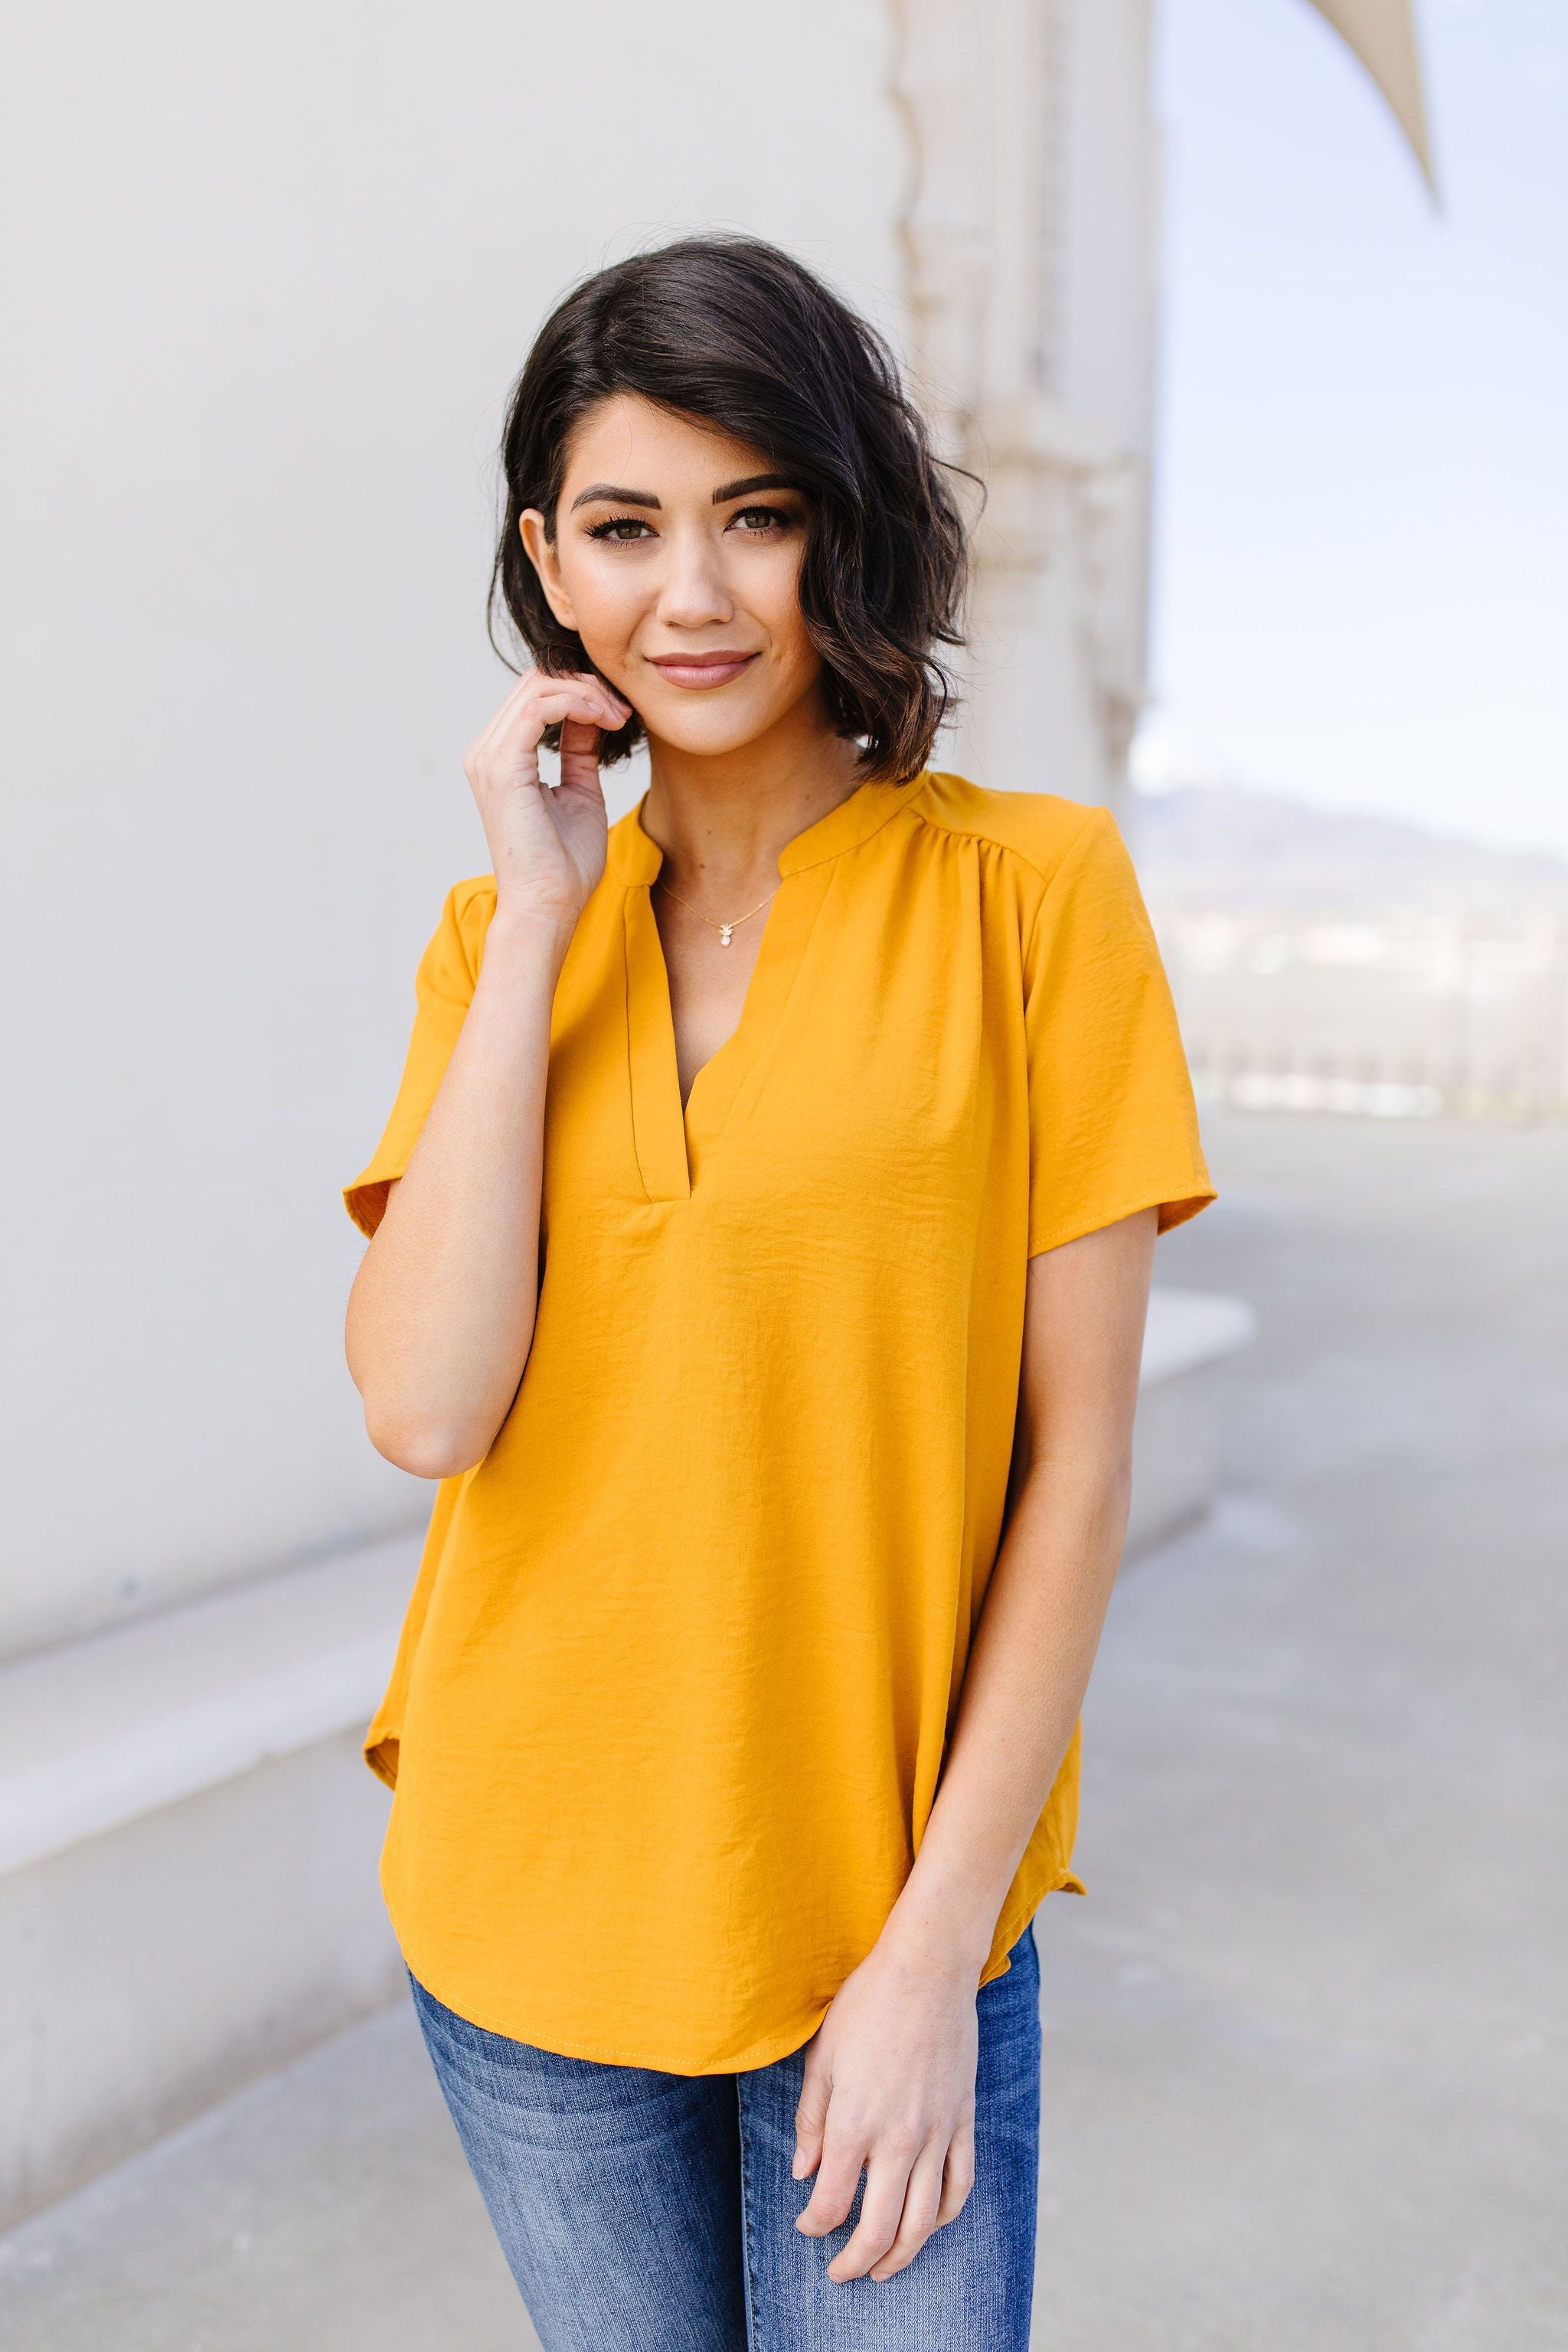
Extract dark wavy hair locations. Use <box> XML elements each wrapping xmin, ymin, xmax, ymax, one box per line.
<box><xmin>488</xmin><ymin>235</ymin><xmax>971</xmax><ymax>784</ymax></box>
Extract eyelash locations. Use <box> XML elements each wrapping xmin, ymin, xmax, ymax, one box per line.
<box><xmin>584</xmin><ymin>505</ymin><xmax>797</xmax><ymax>544</ymax></box>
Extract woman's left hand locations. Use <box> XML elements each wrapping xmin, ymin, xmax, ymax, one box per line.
<box><xmin>791</xmin><ymin>1936</ymin><xmax>981</xmax><ymax>2282</ymax></box>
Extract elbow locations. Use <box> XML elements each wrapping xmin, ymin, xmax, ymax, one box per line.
<box><xmin>362</xmin><ymin>1404</ymin><xmax>493</xmax><ymax>1481</ymax></box>
<box><xmin>1019</xmin><ymin>1440</ymin><xmax>1135</xmax><ymax>1534</ymax></box>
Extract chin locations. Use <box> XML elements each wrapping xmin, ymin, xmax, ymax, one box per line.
<box><xmin>639</xmin><ymin>697</ymin><xmax>788</xmax><ymax>760</ymax></box>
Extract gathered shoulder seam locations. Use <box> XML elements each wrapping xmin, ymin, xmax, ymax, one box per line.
<box><xmin>906</xmin><ymin>792</ymin><xmax>1107</xmax><ymax>892</ymax></box>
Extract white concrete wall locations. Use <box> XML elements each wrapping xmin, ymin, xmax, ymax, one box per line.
<box><xmin>1056</xmin><ymin>0</ymin><xmax>1161</xmax><ymax>451</ymax></box>
<box><xmin>934</xmin><ymin>0</ymin><xmax>1161</xmax><ymax>818</ymax></box>
<box><xmin>0</xmin><ymin>1732</ymin><xmax>401</xmax><ymax>2226</ymax></box>
<box><xmin>1</xmin><ymin>0</ymin><xmax>905</xmax><ymax>1663</ymax></box>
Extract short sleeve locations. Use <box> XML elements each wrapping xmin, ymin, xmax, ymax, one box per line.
<box><xmin>341</xmin><ymin>881</ymin><xmax>487</xmax><ymax>1239</ymax></box>
<box><xmin>1023</xmin><ymin>805</ymin><xmax>1216</xmax><ymax>1256</ymax></box>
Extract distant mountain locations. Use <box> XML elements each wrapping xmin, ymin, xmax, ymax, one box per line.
<box><xmin>1129</xmin><ymin>785</ymin><xmax>1568</xmax><ymax>920</ymax></box>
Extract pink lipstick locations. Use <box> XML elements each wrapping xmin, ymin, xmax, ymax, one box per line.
<box><xmin>645</xmin><ymin>651</ymin><xmax>760</xmax><ymax>690</ymax></box>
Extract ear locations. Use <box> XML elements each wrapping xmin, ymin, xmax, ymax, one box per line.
<box><xmin>520</xmin><ymin>509</ymin><xmax>579</xmax><ymax>632</ymax></box>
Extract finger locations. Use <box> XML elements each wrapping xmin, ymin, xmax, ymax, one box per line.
<box><xmin>825</xmin><ymin>2141</ymin><xmax>920</xmax><ymax>2282</ymax></box>
<box><xmin>552</xmin><ymin>677</ymin><xmax>629</xmax><ymax>720</ymax></box>
<box><xmin>792</xmin><ymin>2055</ymin><xmax>831</xmax><ymax>2181</ymax></box>
<box><xmin>934</xmin><ymin>2118</ymin><xmax>975</xmax><ymax>2226</ymax></box>
<box><xmin>867</xmin><ymin>2138</ymin><xmax>947</xmax><ymax>2281</ymax></box>
<box><xmin>464</xmin><ymin>669</ymin><xmax>547</xmax><ymax>771</ymax></box>
<box><xmin>555</xmin><ymin>715</ymin><xmax>616</xmax><ymax>789</ymax></box>
<box><xmin>494</xmin><ymin>674</ymin><xmax>622</xmax><ymax>742</ymax></box>
<box><xmin>583</xmin><ymin>678</ymin><xmax>632</xmax><ymax>726</ymax></box>
<box><xmin>478</xmin><ymin>689</ymin><xmax>609</xmax><ymax>780</ymax></box>
<box><xmin>795</xmin><ymin>2124</ymin><xmax>869</xmax><ymax>2237</ymax></box>
<box><xmin>557</xmin><ymin>694</ymin><xmax>629</xmax><ymax>746</ymax></box>
<box><xmin>468</xmin><ymin>675</ymin><xmax>627</xmax><ymax>785</ymax></box>
<box><xmin>567</xmin><ymin>663</ymin><xmax>632</xmax><ymax>713</ymax></box>
<box><xmin>556</xmin><ymin>716</ymin><xmax>606</xmax><ymax>755</ymax></box>
<box><xmin>541</xmin><ymin>671</ymin><xmax>631</xmax><ymax>729</ymax></box>
<box><xmin>526</xmin><ymin>684</ymin><xmax>619</xmax><ymax>732</ymax></box>
<box><xmin>550</xmin><ymin>719</ymin><xmax>597</xmax><ymax>780</ymax></box>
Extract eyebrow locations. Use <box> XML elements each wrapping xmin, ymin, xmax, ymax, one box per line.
<box><xmin>569</xmin><ymin>482</ymin><xmax>660</xmax><ymax>512</ymax></box>
<box><xmin>567</xmin><ymin>472</ymin><xmax>801</xmax><ymax>514</ymax></box>
<box><xmin>710</xmin><ymin>472</ymin><xmax>799</xmax><ymax>503</ymax></box>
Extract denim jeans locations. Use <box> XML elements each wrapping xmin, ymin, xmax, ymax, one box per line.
<box><xmin>410</xmin><ymin>1922</ymin><xmax>1040</xmax><ymax>2352</ymax></box>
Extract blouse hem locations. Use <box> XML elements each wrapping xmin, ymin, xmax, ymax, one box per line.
<box><xmin>382</xmin><ymin>1863</ymin><xmax>1088</xmax><ymax>2077</ymax></box>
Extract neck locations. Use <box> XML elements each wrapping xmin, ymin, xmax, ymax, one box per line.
<box><xmin>639</xmin><ymin>694</ymin><xmax>866</xmax><ymax>900</ymax></box>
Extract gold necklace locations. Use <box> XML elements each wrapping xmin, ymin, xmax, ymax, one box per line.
<box><xmin>655</xmin><ymin>874</ymin><xmax>779</xmax><ymax>948</ymax></box>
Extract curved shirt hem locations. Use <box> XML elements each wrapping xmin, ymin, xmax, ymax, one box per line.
<box><xmin>382</xmin><ymin>1863</ymin><xmax>1088</xmax><ymax>2077</ymax></box>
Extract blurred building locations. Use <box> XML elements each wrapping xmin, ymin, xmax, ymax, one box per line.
<box><xmin>0</xmin><ymin>0</ymin><xmax>1422</xmax><ymax>2226</ymax></box>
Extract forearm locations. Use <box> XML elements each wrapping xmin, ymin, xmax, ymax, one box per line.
<box><xmin>877</xmin><ymin>1447</ymin><xmax>1132</xmax><ymax>1985</ymax></box>
<box><xmin>345</xmin><ymin>909</ymin><xmax>573</xmax><ymax>1475</ymax></box>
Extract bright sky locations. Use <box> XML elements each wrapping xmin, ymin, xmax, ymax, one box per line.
<box><xmin>1138</xmin><ymin>0</ymin><xmax>1568</xmax><ymax>857</ymax></box>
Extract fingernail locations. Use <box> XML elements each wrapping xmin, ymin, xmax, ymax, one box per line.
<box><xmin>791</xmin><ymin>2150</ymin><xmax>806</xmax><ymax>2177</ymax></box>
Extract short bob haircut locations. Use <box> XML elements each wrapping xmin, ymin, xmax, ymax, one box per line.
<box><xmin>489</xmin><ymin>235</ymin><xmax>969</xmax><ymax>785</ymax></box>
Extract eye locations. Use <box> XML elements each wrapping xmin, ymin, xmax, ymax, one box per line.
<box><xmin>727</xmin><ymin>504</ymin><xmax>796</xmax><ymax>535</ymax></box>
<box><xmin>586</xmin><ymin>514</ymin><xmax>655</xmax><ymax>544</ymax></box>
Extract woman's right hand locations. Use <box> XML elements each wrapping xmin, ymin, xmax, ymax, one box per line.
<box><xmin>462</xmin><ymin>667</ymin><xmax>632</xmax><ymax>932</ymax></box>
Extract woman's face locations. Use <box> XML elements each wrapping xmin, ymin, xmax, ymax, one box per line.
<box><xmin>521</xmin><ymin>394</ymin><xmax>826</xmax><ymax>760</ymax></box>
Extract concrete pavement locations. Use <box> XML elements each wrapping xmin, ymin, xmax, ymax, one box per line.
<box><xmin>3</xmin><ymin>1106</ymin><xmax>1564</xmax><ymax>2350</ymax></box>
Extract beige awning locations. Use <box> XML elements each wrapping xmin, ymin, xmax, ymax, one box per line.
<box><xmin>1304</xmin><ymin>0</ymin><xmax>1434</xmax><ymax>188</ymax></box>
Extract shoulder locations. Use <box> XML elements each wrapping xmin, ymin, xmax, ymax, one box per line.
<box><xmin>446</xmin><ymin>872</ymin><xmax>498</xmax><ymax>926</ymax></box>
<box><xmin>415</xmin><ymin>873</ymin><xmax>497</xmax><ymax>995</ymax></box>
<box><xmin>445</xmin><ymin>873</ymin><xmax>498</xmax><ymax>963</ymax></box>
<box><xmin>908</xmin><ymin>773</ymin><xmax>1112</xmax><ymax>887</ymax></box>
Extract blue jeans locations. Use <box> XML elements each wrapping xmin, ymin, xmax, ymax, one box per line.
<box><xmin>410</xmin><ymin>1922</ymin><xmax>1040</xmax><ymax>2352</ymax></box>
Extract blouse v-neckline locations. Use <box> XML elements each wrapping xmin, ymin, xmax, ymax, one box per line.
<box><xmin>610</xmin><ymin>774</ymin><xmax>923</xmax><ymax>1200</ymax></box>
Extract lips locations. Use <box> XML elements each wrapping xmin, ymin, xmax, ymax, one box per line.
<box><xmin>645</xmin><ymin>651</ymin><xmax>760</xmax><ymax>690</ymax></box>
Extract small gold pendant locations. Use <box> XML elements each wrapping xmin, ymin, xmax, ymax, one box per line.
<box><xmin>719</xmin><ymin>925</ymin><xmax>734</xmax><ymax>946</ymax></box>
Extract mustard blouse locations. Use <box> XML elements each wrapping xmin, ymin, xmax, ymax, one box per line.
<box><xmin>344</xmin><ymin>770</ymin><xmax>1216</xmax><ymax>2073</ymax></box>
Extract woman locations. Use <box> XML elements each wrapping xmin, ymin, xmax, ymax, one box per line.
<box><xmin>343</xmin><ymin>235</ymin><xmax>1214</xmax><ymax>2351</ymax></box>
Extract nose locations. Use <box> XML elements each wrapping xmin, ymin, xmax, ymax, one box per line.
<box><xmin>655</xmin><ymin>521</ymin><xmax>735</xmax><ymax>632</ymax></box>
